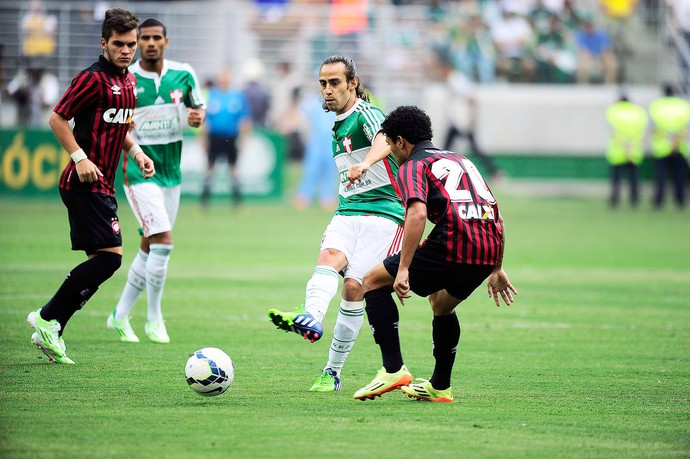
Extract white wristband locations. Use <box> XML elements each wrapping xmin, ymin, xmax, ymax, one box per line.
<box><xmin>70</xmin><ymin>148</ymin><xmax>87</xmax><ymax>164</ymax></box>
<box><xmin>128</xmin><ymin>145</ymin><xmax>144</xmax><ymax>159</ymax></box>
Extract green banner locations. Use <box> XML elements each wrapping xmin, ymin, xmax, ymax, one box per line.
<box><xmin>0</xmin><ymin>128</ymin><xmax>286</xmax><ymax>198</ymax></box>
<box><xmin>0</xmin><ymin>129</ymin><xmax>69</xmax><ymax>195</ymax></box>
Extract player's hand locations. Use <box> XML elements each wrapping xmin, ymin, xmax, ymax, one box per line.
<box><xmin>346</xmin><ymin>162</ymin><xmax>369</xmax><ymax>189</ymax></box>
<box><xmin>187</xmin><ymin>107</ymin><xmax>206</xmax><ymax>128</ymax></box>
<box><xmin>129</xmin><ymin>120</ymin><xmax>137</xmax><ymax>132</ymax></box>
<box><xmin>393</xmin><ymin>268</ymin><xmax>411</xmax><ymax>306</ymax></box>
<box><xmin>487</xmin><ymin>268</ymin><xmax>518</xmax><ymax>307</ymax></box>
<box><xmin>136</xmin><ymin>153</ymin><xmax>155</xmax><ymax>179</ymax></box>
<box><xmin>75</xmin><ymin>158</ymin><xmax>103</xmax><ymax>183</ymax></box>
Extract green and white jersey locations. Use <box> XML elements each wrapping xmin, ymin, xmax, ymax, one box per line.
<box><xmin>126</xmin><ymin>59</ymin><xmax>205</xmax><ymax>187</ymax></box>
<box><xmin>332</xmin><ymin>99</ymin><xmax>404</xmax><ymax>225</ymax></box>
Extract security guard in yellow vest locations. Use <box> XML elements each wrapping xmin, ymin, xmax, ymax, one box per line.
<box><xmin>606</xmin><ymin>95</ymin><xmax>647</xmax><ymax>207</ymax></box>
<box><xmin>649</xmin><ymin>84</ymin><xmax>690</xmax><ymax>208</ymax></box>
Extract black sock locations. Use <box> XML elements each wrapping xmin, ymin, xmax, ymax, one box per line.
<box><xmin>41</xmin><ymin>252</ymin><xmax>122</xmax><ymax>335</ymax></box>
<box><xmin>429</xmin><ymin>312</ymin><xmax>460</xmax><ymax>390</ymax></box>
<box><xmin>364</xmin><ymin>288</ymin><xmax>403</xmax><ymax>372</ymax></box>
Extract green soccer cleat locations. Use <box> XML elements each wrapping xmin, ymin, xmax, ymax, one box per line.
<box><xmin>353</xmin><ymin>365</ymin><xmax>413</xmax><ymax>401</ymax></box>
<box><xmin>30</xmin><ymin>332</ymin><xmax>75</xmax><ymax>364</ymax></box>
<box><xmin>309</xmin><ymin>368</ymin><xmax>342</xmax><ymax>392</ymax></box>
<box><xmin>145</xmin><ymin>318</ymin><xmax>170</xmax><ymax>344</ymax></box>
<box><xmin>267</xmin><ymin>306</ymin><xmax>323</xmax><ymax>343</ymax></box>
<box><xmin>27</xmin><ymin>309</ymin><xmax>65</xmax><ymax>359</ymax></box>
<box><xmin>401</xmin><ymin>379</ymin><xmax>454</xmax><ymax>403</ymax></box>
<box><xmin>107</xmin><ymin>311</ymin><xmax>140</xmax><ymax>343</ymax></box>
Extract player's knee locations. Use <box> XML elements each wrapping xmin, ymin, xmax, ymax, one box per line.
<box><xmin>341</xmin><ymin>278</ymin><xmax>363</xmax><ymax>300</ymax></box>
<box><xmin>94</xmin><ymin>251</ymin><xmax>122</xmax><ymax>281</ymax></box>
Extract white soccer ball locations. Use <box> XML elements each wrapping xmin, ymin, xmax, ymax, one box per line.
<box><xmin>185</xmin><ymin>347</ymin><xmax>234</xmax><ymax>396</ymax></box>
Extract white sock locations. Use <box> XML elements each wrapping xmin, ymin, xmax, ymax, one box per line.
<box><xmin>146</xmin><ymin>243</ymin><xmax>173</xmax><ymax>321</ymax></box>
<box><xmin>326</xmin><ymin>299</ymin><xmax>364</xmax><ymax>374</ymax></box>
<box><xmin>115</xmin><ymin>249</ymin><xmax>148</xmax><ymax>321</ymax></box>
<box><xmin>304</xmin><ymin>265</ymin><xmax>339</xmax><ymax>323</ymax></box>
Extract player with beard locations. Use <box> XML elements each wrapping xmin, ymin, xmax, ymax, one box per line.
<box><xmin>268</xmin><ymin>55</ymin><xmax>405</xmax><ymax>392</ymax></box>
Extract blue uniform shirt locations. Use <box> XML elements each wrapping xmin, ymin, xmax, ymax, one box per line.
<box><xmin>205</xmin><ymin>87</ymin><xmax>251</xmax><ymax>136</ymax></box>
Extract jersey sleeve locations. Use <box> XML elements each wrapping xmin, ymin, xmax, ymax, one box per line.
<box><xmin>54</xmin><ymin>71</ymin><xmax>98</xmax><ymax>119</ymax></box>
<box><xmin>357</xmin><ymin>105</ymin><xmax>384</xmax><ymax>144</ymax></box>
<box><xmin>397</xmin><ymin>160</ymin><xmax>428</xmax><ymax>208</ymax></box>
<box><xmin>183</xmin><ymin>64</ymin><xmax>206</xmax><ymax>109</ymax></box>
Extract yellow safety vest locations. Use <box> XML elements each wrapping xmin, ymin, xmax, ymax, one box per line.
<box><xmin>649</xmin><ymin>96</ymin><xmax>690</xmax><ymax>158</ymax></box>
<box><xmin>605</xmin><ymin>101</ymin><xmax>647</xmax><ymax>165</ymax></box>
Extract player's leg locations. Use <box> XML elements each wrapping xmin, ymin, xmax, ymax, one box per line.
<box><xmin>402</xmin><ymin>264</ymin><xmax>492</xmax><ymax>402</ymax></box>
<box><xmin>314</xmin><ymin>217</ymin><xmax>402</xmax><ymax>391</ymax></box>
<box><xmin>228</xmin><ymin>136</ymin><xmax>241</xmax><ymax>207</ymax></box>
<box><xmin>31</xmin><ymin>190</ymin><xmax>123</xmax><ymax>362</ymax></box>
<box><xmin>143</xmin><ymin>185</ymin><xmax>178</xmax><ymax>343</ymax></box>
<box><xmin>268</xmin><ymin>215</ymin><xmax>351</xmax><ymax>342</ymax></box>
<box><xmin>201</xmin><ymin>135</ymin><xmax>221</xmax><ymax>206</ymax></box>
<box><xmin>354</xmin><ymin>259</ymin><xmax>412</xmax><ymax>400</ymax></box>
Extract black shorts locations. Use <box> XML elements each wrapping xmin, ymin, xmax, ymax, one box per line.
<box><xmin>208</xmin><ymin>134</ymin><xmax>239</xmax><ymax>166</ymax></box>
<box><xmin>383</xmin><ymin>245</ymin><xmax>494</xmax><ymax>300</ymax></box>
<box><xmin>59</xmin><ymin>188</ymin><xmax>122</xmax><ymax>254</ymax></box>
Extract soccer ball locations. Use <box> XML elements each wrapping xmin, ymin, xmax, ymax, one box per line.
<box><xmin>185</xmin><ymin>347</ymin><xmax>234</xmax><ymax>396</ymax></box>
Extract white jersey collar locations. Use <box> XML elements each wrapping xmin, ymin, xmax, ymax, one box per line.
<box><xmin>334</xmin><ymin>97</ymin><xmax>362</xmax><ymax>122</ymax></box>
<box><xmin>131</xmin><ymin>59</ymin><xmax>168</xmax><ymax>79</ymax></box>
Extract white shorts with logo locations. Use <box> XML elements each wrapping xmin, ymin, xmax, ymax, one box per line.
<box><xmin>124</xmin><ymin>183</ymin><xmax>181</xmax><ymax>238</ymax></box>
<box><xmin>321</xmin><ymin>214</ymin><xmax>403</xmax><ymax>284</ymax></box>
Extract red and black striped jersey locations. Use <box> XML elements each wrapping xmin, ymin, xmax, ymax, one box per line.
<box><xmin>55</xmin><ymin>56</ymin><xmax>137</xmax><ymax>196</ymax></box>
<box><xmin>397</xmin><ymin>141</ymin><xmax>502</xmax><ymax>265</ymax></box>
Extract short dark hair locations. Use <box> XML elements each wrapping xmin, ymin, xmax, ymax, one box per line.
<box><xmin>140</xmin><ymin>18</ymin><xmax>167</xmax><ymax>36</ymax></box>
<box><xmin>320</xmin><ymin>54</ymin><xmax>369</xmax><ymax>111</ymax></box>
<box><xmin>381</xmin><ymin>105</ymin><xmax>433</xmax><ymax>145</ymax></box>
<box><xmin>102</xmin><ymin>8</ymin><xmax>139</xmax><ymax>41</ymax></box>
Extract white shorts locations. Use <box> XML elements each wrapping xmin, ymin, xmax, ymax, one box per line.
<box><xmin>321</xmin><ymin>214</ymin><xmax>403</xmax><ymax>284</ymax></box>
<box><xmin>123</xmin><ymin>183</ymin><xmax>181</xmax><ymax>238</ymax></box>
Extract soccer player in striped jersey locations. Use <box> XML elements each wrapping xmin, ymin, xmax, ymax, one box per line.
<box><xmin>27</xmin><ymin>8</ymin><xmax>155</xmax><ymax>364</ymax></box>
<box><xmin>354</xmin><ymin>105</ymin><xmax>518</xmax><ymax>402</ymax></box>
<box><xmin>108</xmin><ymin>18</ymin><xmax>206</xmax><ymax>344</ymax></box>
<box><xmin>268</xmin><ymin>55</ymin><xmax>405</xmax><ymax>392</ymax></box>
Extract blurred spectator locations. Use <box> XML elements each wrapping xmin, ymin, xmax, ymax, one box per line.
<box><xmin>270</xmin><ymin>62</ymin><xmax>303</xmax><ymax>161</ymax></box>
<box><xmin>329</xmin><ymin>0</ymin><xmax>369</xmax><ymax>60</ymax></box>
<box><xmin>601</xmin><ymin>0</ymin><xmax>638</xmax><ymax>83</ymax></box>
<box><xmin>21</xmin><ymin>0</ymin><xmax>57</xmax><ymax>58</ymax></box>
<box><xmin>442</xmin><ymin>67</ymin><xmax>503</xmax><ymax>180</ymax></box>
<box><xmin>666</xmin><ymin>0</ymin><xmax>690</xmax><ymax>93</ymax></box>
<box><xmin>6</xmin><ymin>59</ymin><xmax>59</xmax><ymax>127</ymax></box>
<box><xmin>201</xmin><ymin>69</ymin><xmax>253</xmax><ymax>208</ymax></box>
<box><xmin>574</xmin><ymin>13</ymin><xmax>618</xmax><ymax>84</ymax></box>
<box><xmin>605</xmin><ymin>95</ymin><xmax>648</xmax><ymax>208</ymax></box>
<box><xmin>649</xmin><ymin>84</ymin><xmax>690</xmax><ymax>209</ymax></box>
<box><xmin>534</xmin><ymin>15</ymin><xmax>577</xmax><ymax>83</ymax></box>
<box><xmin>293</xmin><ymin>89</ymin><xmax>338</xmax><ymax>210</ymax></box>
<box><xmin>491</xmin><ymin>8</ymin><xmax>536</xmax><ymax>82</ymax></box>
<box><xmin>242</xmin><ymin>58</ymin><xmax>271</xmax><ymax>128</ymax></box>
<box><xmin>449</xmin><ymin>12</ymin><xmax>497</xmax><ymax>83</ymax></box>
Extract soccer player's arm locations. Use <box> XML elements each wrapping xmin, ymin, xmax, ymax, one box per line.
<box><xmin>185</xmin><ymin>67</ymin><xmax>206</xmax><ymax>128</ymax></box>
<box><xmin>486</xmin><ymin>213</ymin><xmax>518</xmax><ymax>307</ymax></box>
<box><xmin>123</xmin><ymin>133</ymin><xmax>155</xmax><ymax>179</ymax></box>
<box><xmin>346</xmin><ymin>131</ymin><xmax>390</xmax><ymax>186</ymax></box>
<box><xmin>394</xmin><ymin>198</ymin><xmax>427</xmax><ymax>305</ymax></box>
<box><xmin>49</xmin><ymin>112</ymin><xmax>103</xmax><ymax>183</ymax></box>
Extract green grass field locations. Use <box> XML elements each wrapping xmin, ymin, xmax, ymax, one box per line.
<box><xmin>1</xmin><ymin>183</ymin><xmax>689</xmax><ymax>458</ymax></box>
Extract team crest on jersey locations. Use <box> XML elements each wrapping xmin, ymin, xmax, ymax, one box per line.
<box><xmin>111</xmin><ymin>85</ymin><xmax>121</xmax><ymax>95</ymax></box>
<box><xmin>111</xmin><ymin>218</ymin><xmax>121</xmax><ymax>235</ymax></box>
<box><xmin>170</xmin><ymin>89</ymin><xmax>183</xmax><ymax>105</ymax></box>
<box><xmin>342</xmin><ymin>136</ymin><xmax>353</xmax><ymax>154</ymax></box>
